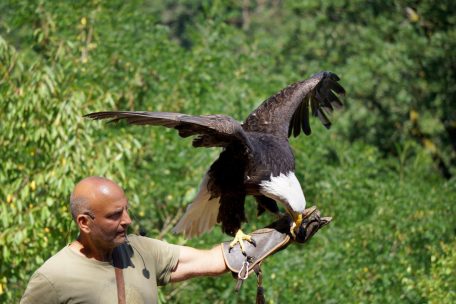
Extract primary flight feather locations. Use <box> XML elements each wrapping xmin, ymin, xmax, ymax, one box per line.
<box><xmin>85</xmin><ymin>71</ymin><xmax>345</xmax><ymax>249</ymax></box>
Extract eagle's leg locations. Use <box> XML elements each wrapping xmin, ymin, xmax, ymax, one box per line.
<box><xmin>229</xmin><ymin>229</ymin><xmax>256</xmax><ymax>255</ymax></box>
<box><xmin>290</xmin><ymin>213</ymin><xmax>303</xmax><ymax>239</ymax></box>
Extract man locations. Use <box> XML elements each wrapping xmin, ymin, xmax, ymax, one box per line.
<box><xmin>21</xmin><ymin>176</ymin><xmax>228</xmax><ymax>304</ymax></box>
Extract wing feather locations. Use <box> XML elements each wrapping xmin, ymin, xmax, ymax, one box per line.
<box><xmin>243</xmin><ymin>71</ymin><xmax>345</xmax><ymax>138</ymax></box>
<box><xmin>84</xmin><ymin>111</ymin><xmax>249</xmax><ymax>148</ymax></box>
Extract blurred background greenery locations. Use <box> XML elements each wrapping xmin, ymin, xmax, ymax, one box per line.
<box><xmin>1</xmin><ymin>0</ymin><xmax>455</xmax><ymax>303</ymax></box>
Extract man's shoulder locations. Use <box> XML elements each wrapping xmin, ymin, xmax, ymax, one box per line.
<box><xmin>36</xmin><ymin>245</ymin><xmax>97</xmax><ymax>282</ymax></box>
<box><xmin>125</xmin><ymin>234</ymin><xmax>180</xmax><ymax>286</ymax></box>
<box><xmin>126</xmin><ymin>234</ymin><xmax>180</xmax><ymax>262</ymax></box>
<box><xmin>37</xmin><ymin>246</ymin><xmax>73</xmax><ymax>274</ymax></box>
<box><xmin>22</xmin><ymin>246</ymin><xmax>74</xmax><ymax>301</ymax></box>
<box><xmin>24</xmin><ymin>246</ymin><xmax>70</xmax><ymax>286</ymax></box>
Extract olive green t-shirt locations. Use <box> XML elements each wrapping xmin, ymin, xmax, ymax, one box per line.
<box><xmin>20</xmin><ymin>235</ymin><xmax>180</xmax><ymax>304</ymax></box>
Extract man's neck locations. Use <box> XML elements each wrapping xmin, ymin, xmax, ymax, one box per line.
<box><xmin>69</xmin><ymin>235</ymin><xmax>114</xmax><ymax>262</ymax></box>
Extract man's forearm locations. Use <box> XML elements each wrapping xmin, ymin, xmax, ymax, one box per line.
<box><xmin>170</xmin><ymin>244</ymin><xmax>228</xmax><ymax>282</ymax></box>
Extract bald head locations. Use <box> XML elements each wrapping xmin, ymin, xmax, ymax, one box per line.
<box><xmin>70</xmin><ymin>176</ymin><xmax>125</xmax><ymax>221</ymax></box>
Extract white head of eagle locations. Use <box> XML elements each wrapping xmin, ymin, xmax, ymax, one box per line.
<box><xmin>260</xmin><ymin>171</ymin><xmax>306</xmax><ymax>214</ymax></box>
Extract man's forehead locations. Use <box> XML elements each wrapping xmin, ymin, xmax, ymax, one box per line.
<box><xmin>108</xmin><ymin>196</ymin><xmax>129</xmax><ymax>207</ymax></box>
<box><xmin>93</xmin><ymin>195</ymin><xmax>128</xmax><ymax>211</ymax></box>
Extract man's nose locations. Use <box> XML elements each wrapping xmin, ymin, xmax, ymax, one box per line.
<box><xmin>121</xmin><ymin>209</ymin><xmax>132</xmax><ymax>226</ymax></box>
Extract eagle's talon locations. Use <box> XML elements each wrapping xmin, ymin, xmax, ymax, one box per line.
<box><xmin>229</xmin><ymin>229</ymin><xmax>255</xmax><ymax>255</ymax></box>
<box><xmin>289</xmin><ymin>212</ymin><xmax>303</xmax><ymax>239</ymax></box>
<box><xmin>290</xmin><ymin>221</ymin><xmax>297</xmax><ymax>239</ymax></box>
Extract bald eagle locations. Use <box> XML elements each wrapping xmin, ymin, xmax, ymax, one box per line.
<box><xmin>85</xmin><ymin>72</ymin><xmax>345</xmax><ymax>251</ymax></box>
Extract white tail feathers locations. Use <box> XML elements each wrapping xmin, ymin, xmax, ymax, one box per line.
<box><xmin>173</xmin><ymin>174</ymin><xmax>220</xmax><ymax>238</ymax></box>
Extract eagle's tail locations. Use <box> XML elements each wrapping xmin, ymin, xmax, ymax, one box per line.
<box><xmin>173</xmin><ymin>174</ymin><xmax>220</xmax><ymax>238</ymax></box>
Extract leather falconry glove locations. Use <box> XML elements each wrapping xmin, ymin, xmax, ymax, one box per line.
<box><xmin>221</xmin><ymin>206</ymin><xmax>332</xmax><ymax>304</ymax></box>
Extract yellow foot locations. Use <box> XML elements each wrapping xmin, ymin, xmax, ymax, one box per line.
<box><xmin>229</xmin><ymin>229</ymin><xmax>256</xmax><ymax>255</ymax></box>
<box><xmin>290</xmin><ymin>213</ymin><xmax>303</xmax><ymax>239</ymax></box>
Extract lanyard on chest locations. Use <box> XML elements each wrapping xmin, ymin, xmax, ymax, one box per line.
<box><xmin>114</xmin><ymin>267</ymin><xmax>126</xmax><ymax>304</ymax></box>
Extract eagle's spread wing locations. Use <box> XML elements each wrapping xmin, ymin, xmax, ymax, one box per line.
<box><xmin>242</xmin><ymin>71</ymin><xmax>345</xmax><ymax>138</ymax></box>
<box><xmin>84</xmin><ymin>111</ymin><xmax>248</xmax><ymax>148</ymax></box>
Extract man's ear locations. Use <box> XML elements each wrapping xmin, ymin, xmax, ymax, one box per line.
<box><xmin>77</xmin><ymin>214</ymin><xmax>91</xmax><ymax>234</ymax></box>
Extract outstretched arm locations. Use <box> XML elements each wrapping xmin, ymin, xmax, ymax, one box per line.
<box><xmin>170</xmin><ymin>244</ymin><xmax>228</xmax><ymax>282</ymax></box>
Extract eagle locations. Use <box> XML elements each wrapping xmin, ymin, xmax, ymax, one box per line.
<box><xmin>85</xmin><ymin>71</ymin><xmax>345</xmax><ymax>252</ymax></box>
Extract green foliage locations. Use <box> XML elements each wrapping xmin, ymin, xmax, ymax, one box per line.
<box><xmin>1</xmin><ymin>1</ymin><xmax>454</xmax><ymax>303</ymax></box>
<box><xmin>413</xmin><ymin>240</ymin><xmax>456</xmax><ymax>303</ymax></box>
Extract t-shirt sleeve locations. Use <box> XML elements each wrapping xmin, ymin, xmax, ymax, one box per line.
<box><xmin>135</xmin><ymin>236</ymin><xmax>180</xmax><ymax>286</ymax></box>
<box><xmin>20</xmin><ymin>271</ymin><xmax>59</xmax><ymax>304</ymax></box>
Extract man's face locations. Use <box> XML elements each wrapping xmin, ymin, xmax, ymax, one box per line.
<box><xmin>88</xmin><ymin>193</ymin><xmax>132</xmax><ymax>249</ymax></box>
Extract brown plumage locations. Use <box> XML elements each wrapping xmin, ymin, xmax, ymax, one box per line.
<box><xmin>85</xmin><ymin>71</ymin><xmax>345</xmax><ymax>239</ymax></box>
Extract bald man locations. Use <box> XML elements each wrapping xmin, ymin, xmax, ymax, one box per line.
<box><xmin>21</xmin><ymin>176</ymin><xmax>227</xmax><ymax>304</ymax></box>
